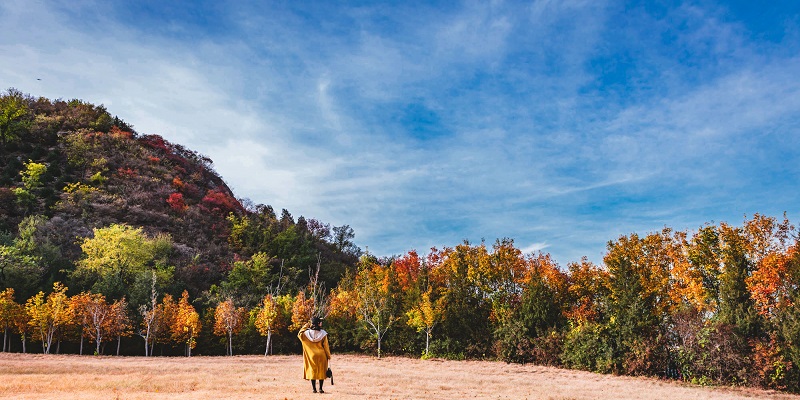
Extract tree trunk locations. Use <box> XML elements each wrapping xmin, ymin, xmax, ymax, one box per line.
<box><xmin>56</xmin><ymin>339</ymin><xmax>61</xmax><ymax>354</ymax></box>
<box><xmin>228</xmin><ymin>332</ymin><xmax>233</xmax><ymax>356</ymax></box>
<box><xmin>79</xmin><ymin>334</ymin><xmax>84</xmax><ymax>355</ymax></box>
<box><xmin>21</xmin><ymin>336</ymin><xmax>26</xmax><ymax>353</ymax></box>
<box><xmin>3</xmin><ymin>326</ymin><xmax>7</xmax><ymax>352</ymax></box>
<box><xmin>377</xmin><ymin>337</ymin><xmax>382</xmax><ymax>358</ymax></box>
<box><xmin>265</xmin><ymin>330</ymin><xmax>272</xmax><ymax>356</ymax></box>
<box><xmin>117</xmin><ymin>335</ymin><xmax>121</xmax><ymax>356</ymax></box>
<box><xmin>425</xmin><ymin>331</ymin><xmax>430</xmax><ymax>355</ymax></box>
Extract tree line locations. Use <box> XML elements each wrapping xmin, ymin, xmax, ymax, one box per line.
<box><xmin>3</xmin><ymin>214</ymin><xmax>800</xmax><ymax>392</ymax></box>
<box><xmin>3</xmin><ymin>89</ymin><xmax>800</xmax><ymax>392</ymax></box>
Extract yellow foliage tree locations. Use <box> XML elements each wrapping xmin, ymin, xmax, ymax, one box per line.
<box><xmin>214</xmin><ymin>298</ymin><xmax>245</xmax><ymax>356</ymax></box>
<box><xmin>0</xmin><ymin>288</ymin><xmax>18</xmax><ymax>352</ymax></box>
<box><xmin>11</xmin><ymin>302</ymin><xmax>30</xmax><ymax>353</ymax></box>
<box><xmin>253</xmin><ymin>294</ymin><xmax>286</xmax><ymax>356</ymax></box>
<box><xmin>172</xmin><ymin>291</ymin><xmax>201</xmax><ymax>357</ymax></box>
<box><xmin>26</xmin><ymin>282</ymin><xmax>70</xmax><ymax>354</ymax></box>
<box><xmin>406</xmin><ymin>287</ymin><xmax>444</xmax><ymax>356</ymax></box>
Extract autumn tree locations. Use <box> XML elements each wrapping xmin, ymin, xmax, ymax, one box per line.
<box><xmin>253</xmin><ymin>294</ymin><xmax>286</xmax><ymax>355</ymax></box>
<box><xmin>84</xmin><ymin>292</ymin><xmax>111</xmax><ymax>355</ymax></box>
<box><xmin>153</xmin><ymin>294</ymin><xmax>177</xmax><ymax>355</ymax></box>
<box><xmin>214</xmin><ymin>298</ymin><xmax>245</xmax><ymax>356</ymax></box>
<box><xmin>743</xmin><ymin>214</ymin><xmax>795</xmax><ymax>321</ymax></box>
<box><xmin>26</xmin><ymin>282</ymin><xmax>70</xmax><ymax>354</ymax></box>
<box><xmin>11</xmin><ymin>302</ymin><xmax>30</xmax><ymax>353</ymax></box>
<box><xmin>138</xmin><ymin>271</ymin><xmax>158</xmax><ymax>357</ymax></box>
<box><xmin>68</xmin><ymin>292</ymin><xmax>92</xmax><ymax>355</ymax></box>
<box><xmin>406</xmin><ymin>286</ymin><xmax>444</xmax><ymax>356</ymax></box>
<box><xmin>565</xmin><ymin>257</ymin><xmax>609</xmax><ymax>326</ymax></box>
<box><xmin>0</xmin><ymin>288</ymin><xmax>17</xmax><ymax>352</ymax></box>
<box><xmin>108</xmin><ymin>297</ymin><xmax>131</xmax><ymax>356</ymax></box>
<box><xmin>290</xmin><ymin>290</ymin><xmax>314</xmax><ymax>331</ymax></box>
<box><xmin>171</xmin><ymin>290</ymin><xmax>201</xmax><ymax>356</ymax></box>
<box><xmin>436</xmin><ymin>242</ymin><xmax>494</xmax><ymax>358</ymax></box>
<box><xmin>687</xmin><ymin>224</ymin><xmax>723</xmax><ymax>313</ymax></box>
<box><xmin>355</xmin><ymin>254</ymin><xmax>400</xmax><ymax>358</ymax></box>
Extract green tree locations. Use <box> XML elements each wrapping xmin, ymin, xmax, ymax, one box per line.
<box><xmin>221</xmin><ymin>252</ymin><xmax>288</xmax><ymax>307</ymax></box>
<box><xmin>73</xmin><ymin>224</ymin><xmax>173</xmax><ymax>300</ymax></box>
<box><xmin>12</xmin><ymin>161</ymin><xmax>47</xmax><ymax>211</ymax></box>
<box><xmin>717</xmin><ymin>223</ymin><xmax>761</xmax><ymax>338</ymax></box>
<box><xmin>0</xmin><ymin>88</ymin><xmax>30</xmax><ymax>145</ymax></box>
<box><xmin>0</xmin><ymin>245</ymin><xmax>42</xmax><ymax>300</ymax></box>
<box><xmin>604</xmin><ymin>233</ymin><xmax>669</xmax><ymax>375</ymax></box>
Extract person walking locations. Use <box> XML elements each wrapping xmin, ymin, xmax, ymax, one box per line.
<box><xmin>298</xmin><ymin>316</ymin><xmax>331</xmax><ymax>393</ymax></box>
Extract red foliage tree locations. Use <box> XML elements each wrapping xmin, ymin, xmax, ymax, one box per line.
<box><xmin>166</xmin><ymin>192</ymin><xmax>187</xmax><ymax>212</ymax></box>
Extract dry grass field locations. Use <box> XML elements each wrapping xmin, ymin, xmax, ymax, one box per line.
<box><xmin>1</xmin><ymin>353</ymin><xmax>799</xmax><ymax>400</ymax></box>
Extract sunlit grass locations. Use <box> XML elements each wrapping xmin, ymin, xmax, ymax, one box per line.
<box><xmin>1</xmin><ymin>353</ymin><xmax>797</xmax><ymax>400</ymax></box>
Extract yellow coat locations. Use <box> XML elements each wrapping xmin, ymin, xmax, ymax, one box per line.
<box><xmin>298</xmin><ymin>324</ymin><xmax>331</xmax><ymax>380</ymax></box>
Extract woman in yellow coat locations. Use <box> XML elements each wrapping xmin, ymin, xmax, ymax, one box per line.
<box><xmin>298</xmin><ymin>316</ymin><xmax>331</xmax><ymax>393</ymax></box>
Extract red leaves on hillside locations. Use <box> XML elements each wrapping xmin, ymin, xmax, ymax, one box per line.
<box><xmin>167</xmin><ymin>192</ymin><xmax>187</xmax><ymax>212</ymax></box>
<box><xmin>201</xmin><ymin>189</ymin><xmax>242</xmax><ymax>214</ymax></box>
<box><xmin>139</xmin><ymin>134</ymin><xmax>169</xmax><ymax>152</ymax></box>
<box><xmin>116</xmin><ymin>167</ymin><xmax>137</xmax><ymax>178</ymax></box>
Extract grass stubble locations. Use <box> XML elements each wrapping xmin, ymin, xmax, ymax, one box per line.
<box><xmin>1</xmin><ymin>353</ymin><xmax>798</xmax><ymax>400</ymax></box>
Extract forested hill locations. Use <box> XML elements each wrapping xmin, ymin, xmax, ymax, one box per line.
<box><xmin>0</xmin><ymin>89</ymin><xmax>361</xmax><ymax>306</ymax></box>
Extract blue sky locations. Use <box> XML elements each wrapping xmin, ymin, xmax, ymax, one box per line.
<box><xmin>2</xmin><ymin>1</ymin><xmax>800</xmax><ymax>265</ymax></box>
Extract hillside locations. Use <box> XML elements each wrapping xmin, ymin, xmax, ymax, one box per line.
<box><xmin>0</xmin><ymin>88</ymin><xmax>360</xmax><ymax>305</ymax></box>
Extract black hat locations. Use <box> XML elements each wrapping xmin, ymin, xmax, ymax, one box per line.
<box><xmin>311</xmin><ymin>316</ymin><xmax>323</xmax><ymax>327</ymax></box>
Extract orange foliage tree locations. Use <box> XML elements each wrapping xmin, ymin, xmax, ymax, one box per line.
<box><xmin>172</xmin><ymin>291</ymin><xmax>201</xmax><ymax>356</ymax></box>
<box><xmin>214</xmin><ymin>298</ymin><xmax>245</xmax><ymax>356</ymax></box>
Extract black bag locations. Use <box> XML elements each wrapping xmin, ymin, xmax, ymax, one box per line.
<box><xmin>326</xmin><ymin>367</ymin><xmax>334</xmax><ymax>385</ymax></box>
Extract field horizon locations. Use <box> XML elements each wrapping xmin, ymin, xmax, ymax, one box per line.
<box><xmin>2</xmin><ymin>352</ymin><xmax>799</xmax><ymax>400</ymax></box>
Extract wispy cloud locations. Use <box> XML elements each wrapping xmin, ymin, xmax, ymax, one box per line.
<box><xmin>2</xmin><ymin>0</ymin><xmax>799</xmax><ymax>265</ymax></box>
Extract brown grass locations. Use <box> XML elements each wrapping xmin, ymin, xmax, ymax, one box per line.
<box><xmin>1</xmin><ymin>353</ymin><xmax>798</xmax><ymax>400</ymax></box>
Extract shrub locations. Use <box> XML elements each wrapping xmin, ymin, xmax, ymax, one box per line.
<box><xmin>561</xmin><ymin>323</ymin><xmax>614</xmax><ymax>373</ymax></box>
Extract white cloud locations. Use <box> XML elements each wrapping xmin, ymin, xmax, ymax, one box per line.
<box><xmin>2</xmin><ymin>0</ymin><xmax>799</xmax><ymax>265</ymax></box>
